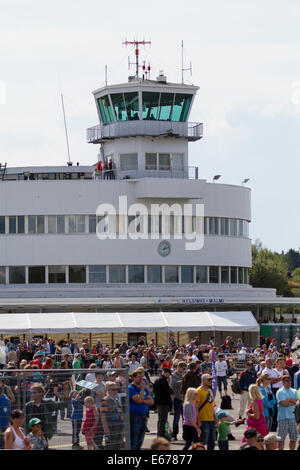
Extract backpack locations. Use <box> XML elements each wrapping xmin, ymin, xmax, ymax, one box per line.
<box><xmin>231</xmin><ymin>377</ymin><xmax>241</xmax><ymax>395</ymax></box>
<box><xmin>220</xmin><ymin>395</ymin><xmax>233</xmax><ymax>409</ymax></box>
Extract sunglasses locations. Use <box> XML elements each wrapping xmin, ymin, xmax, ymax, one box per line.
<box><xmin>257</xmin><ymin>439</ymin><xmax>264</xmax><ymax>443</ymax></box>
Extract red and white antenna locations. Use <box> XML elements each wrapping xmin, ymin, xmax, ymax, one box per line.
<box><xmin>123</xmin><ymin>38</ymin><xmax>151</xmax><ymax>79</ymax></box>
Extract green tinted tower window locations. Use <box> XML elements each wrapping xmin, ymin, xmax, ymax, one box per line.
<box><xmin>142</xmin><ymin>92</ymin><xmax>160</xmax><ymax>120</ymax></box>
<box><xmin>111</xmin><ymin>93</ymin><xmax>127</xmax><ymax>121</ymax></box>
<box><xmin>158</xmin><ymin>93</ymin><xmax>174</xmax><ymax>120</ymax></box>
<box><xmin>124</xmin><ymin>92</ymin><xmax>139</xmax><ymax>120</ymax></box>
<box><xmin>172</xmin><ymin>94</ymin><xmax>192</xmax><ymax>122</ymax></box>
<box><xmin>97</xmin><ymin>95</ymin><xmax>114</xmax><ymax>124</ymax></box>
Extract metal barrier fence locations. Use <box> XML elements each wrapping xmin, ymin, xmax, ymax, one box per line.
<box><xmin>0</xmin><ymin>368</ymin><xmax>130</xmax><ymax>450</ymax></box>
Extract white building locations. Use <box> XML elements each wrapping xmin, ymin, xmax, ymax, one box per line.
<box><xmin>0</xmin><ymin>66</ymin><xmax>298</xmax><ymax>346</ymax></box>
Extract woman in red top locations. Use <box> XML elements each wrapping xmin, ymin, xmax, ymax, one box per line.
<box><xmin>161</xmin><ymin>356</ymin><xmax>173</xmax><ymax>371</ymax></box>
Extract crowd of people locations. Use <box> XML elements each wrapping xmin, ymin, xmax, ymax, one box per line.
<box><xmin>1</xmin><ymin>333</ymin><xmax>300</xmax><ymax>450</ymax></box>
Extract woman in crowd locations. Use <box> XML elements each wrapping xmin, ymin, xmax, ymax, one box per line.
<box><xmin>182</xmin><ymin>387</ymin><xmax>201</xmax><ymax>450</ymax></box>
<box><xmin>4</xmin><ymin>409</ymin><xmax>32</xmax><ymax>450</ymax></box>
<box><xmin>257</xmin><ymin>373</ymin><xmax>276</xmax><ymax>432</ymax></box>
<box><xmin>244</xmin><ymin>384</ymin><xmax>268</xmax><ymax>438</ymax></box>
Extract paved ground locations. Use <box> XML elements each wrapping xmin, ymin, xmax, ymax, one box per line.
<box><xmin>47</xmin><ymin>377</ymin><xmax>292</xmax><ymax>450</ymax></box>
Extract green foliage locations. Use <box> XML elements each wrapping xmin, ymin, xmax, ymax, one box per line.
<box><xmin>285</xmin><ymin>249</ymin><xmax>300</xmax><ymax>272</ymax></box>
<box><xmin>292</xmin><ymin>267</ymin><xmax>300</xmax><ymax>284</ymax></box>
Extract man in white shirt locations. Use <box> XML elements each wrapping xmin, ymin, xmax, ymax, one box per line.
<box><xmin>262</xmin><ymin>357</ymin><xmax>288</xmax><ymax>432</ymax></box>
<box><xmin>215</xmin><ymin>354</ymin><xmax>228</xmax><ymax>398</ymax></box>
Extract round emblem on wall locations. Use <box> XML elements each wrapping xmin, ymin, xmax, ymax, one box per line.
<box><xmin>158</xmin><ymin>240</ymin><xmax>171</xmax><ymax>257</ymax></box>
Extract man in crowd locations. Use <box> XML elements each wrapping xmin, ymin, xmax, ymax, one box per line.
<box><xmin>170</xmin><ymin>362</ymin><xmax>185</xmax><ymax>441</ymax></box>
<box><xmin>264</xmin><ymin>433</ymin><xmax>281</xmax><ymax>450</ymax></box>
<box><xmin>129</xmin><ymin>368</ymin><xmax>154</xmax><ymax>450</ymax></box>
<box><xmin>237</xmin><ymin>362</ymin><xmax>257</xmax><ymax>419</ymax></box>
<box><xmin>181</xmin><ymin>362</ymin><xmax>201</xmax><ymax>398</ymax></box>
<box><xmin>196</xmin><ymin>374</ymin><xmax>216</xmax><ymax>451</ymax></box>
<box><xmin>153</xmin><ymin>368</ymin><xmax>173</xmax><ymax>438</ymax></box>
<box><xmin>101</xmin><ymin>381</ymin><xmax>124</xmax><ymax>450</ymax></box>
<box><xmin>215</xmin><ymin>354</ymin><xmax>228</xmax><ymax>398</ymax></box>
<box><xmin>276</xmin><ymin>375</ymin><xmax>299</xmax><ymax>451</ymax></box>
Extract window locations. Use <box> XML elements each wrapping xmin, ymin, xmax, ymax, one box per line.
<box><xmin>145</xmin><ymin>153</ymin><xmax>157</xmax><ymax>170</ymax></box>
<box><xmin>159</xmin><ymin>153</ymin><xmax>170</xmax><ymax>170</ymax></box>
<box><xmin>221</xmin><ymin>266</ymin><xmax>229</xmax><ymax>284</ymax></box>
<box><xmin>29</xmin><ymin>266</ymin><xmax>45</xmax><ymax>284</ymax></box>
<box><xmin>89</xmin><ymin>265</ymin><xmax>106</xmax><ymax>283</ymax></box>
<box><xmin>128</xmin><ymin>265</ymin><xmax>144</xmax><ymax>283</ymax></box>
<box><xmin>238</xmin><ymin>267</ymin><xmax>244</xmax><ymax>284</ymax></box>
<box><xmin>110</xmin><ymin>93</ymin><xmax>127</xmax><ymax>121</ymax></box>
<box><xmin>171</xmin><ymin>94</ymin><xmax>192</xmax><ymax>122</ymax></box>
<box><xmin>220</xmin><ymin>218</ymin><xmax>229</xmax><ymax>236</ymax></box>
<box><xmin>0</xmin><ymin>266</ymin><xmax>6</xmax><ymax>284</ymax></box>
<box><xmin>171</xmin><ymin>154</ymin><xmax>183</xmax><ymax>171</ymax></box>
<box><xmin>158</xmin><ymin>93</ymin><xmax>174</xmax><ymax>120</ymax></box>
<box><xmin>209</xmin><ymin>217</ymin><xmax>219</xmax><ymax>235</ymax></box>
<box><xmin>9</xmin><ymin>266</ymin><xmax>25</xmax><ymax>284</ymax></box>
<box><xmin>69</xmin><ymin>265</ymin><xmax>86</xmax><ymax>283</ymax></box>
<box><xmin>97</xmin><ymin>95</ymin><xmax>114</xmax><ymax>124</ymax></box>
<box><xmin>124</xmin><ymin>92</ymin><xmax>139</xmax><ymax>120</ymax></box>
<box><xmin>196</xmin><ymin>266</ymin><xmax>207</xmax><ymax>283</ymax></box>
<box><xmin>209</xmin><ymin>266</ymin><xmax>219</xmax><ymax>283</ymax></box>
<box><xmin>109</xmin><ymin>265</ymin><xmax>125</xmax><ymax>283</ymax></box>
<box><xmin>142</xmin><ymin>92</ymin><xmax>160</xmax><ymax>120</ymax></box>
<box><xmin>244</xmin><ymin>267</ymin><xmax>249</xmax><ymax>284</ymax></box>
<box><xmin>147</xmin><ymin>266</ymin><xmax>162</xmax><ymax>283</ymax></box>
<box><xmin>89</xmin><ymin>215</ymin><xmax>96</xmax><ymax>233</ymax></box>
<box><xmin>181</xmin><ymin>265</ymin><xmax>194</xmax><ymax>283</ymax></box>
<box><xmin>230</xmin><ymin>219</ymin><xmax>237</xmax><ymax>237</ymax></box>
<box><xmin>28</xmin><ymin>216</ymin><xmax>44</xmax><ymax>234</ymax></box>
<box><xmin>0</xmin><ymin>217</ymin><xmax>5</xmax><ymax>234</ymax></box>
<box><xmin>165</xmin><ymin>266</ymin><xmax>178</xmax><ymax>283</ymax></box>
<box><xmin>48</xmin><ymin>216</ymin><xmax>65</xmax><ymax>234</ymax></box>
<box><xmin>48</xmin><ymin>266</ymin><xmax>66</xmax><ymax>283</ymax></box>
<box><xmin>120</xmin><ymin>153</ymin><xmax>138</xmax><ymax>171</ymax></box>
<box><xmin>68</xmin><ymin>215</ymin><xmax>85</xmax><ymax>233</ymax></box>
<box><xmin>9</xmin><ymin>216</ymin><xmax>24</xmax><ymax>234</ymax></box>
<box><xmin>239</xmin><ymin>219</ymin><xmax>244</xmax><ymax>237</ymax></box>
<box><xmin>231</xmin><ymin>267</ymin><xmax>238</xmax><ymax>284</ymax></box>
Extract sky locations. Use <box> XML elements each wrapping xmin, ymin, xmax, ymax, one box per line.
<box><xmin>0</xmin><ymin>0</ymin><xmax>299</xmax><ymax>253</ymax></box>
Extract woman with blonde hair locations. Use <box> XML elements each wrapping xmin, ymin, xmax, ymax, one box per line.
<box><xmin>182</xmin><ymin>387</ymin><xmax>201</xmax><ymax>450</ymax></box>
<box><xmin>256</xmin><ymin>373</ymin><xmax>276</xmax><ymax>432</ymax></box>
<box><xmin>244</xmin><ymin>383</ymin><xmax>268</xmax><ymax>438</ymax></box>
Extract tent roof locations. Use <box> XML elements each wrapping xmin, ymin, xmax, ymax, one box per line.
<box><xmin>0</xmin><ymin>311</ymin><xmax>259</xmax><ymax>334</ymax></box>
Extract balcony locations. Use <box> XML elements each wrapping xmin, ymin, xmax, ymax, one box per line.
<box><xmin>87</xmin><ymin>120</ymin><xmax>203</xmax><ymax>143</ymax></box>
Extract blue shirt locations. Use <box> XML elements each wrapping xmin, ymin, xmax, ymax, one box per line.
<box><xmin>72</xmin><ymin>397</ymin><xmax>84</xmax><ymax>421</ymax></box>
<box><xmin>0</xmin><ymin>393</ymin><xmax>11</xmax><ymax>430</ymax></box>
<box><xmin>129</xmin><ymin>384</ymin><xmax>150</xmax><ymax>415</ymax></box>
<box><xmin>277</xmin><ymin>386</ymin><xmax>298</xmax><ymax>420</ymax></box>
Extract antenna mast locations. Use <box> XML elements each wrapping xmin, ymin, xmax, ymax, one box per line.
<box><xmin>61</xmin><ymin>93</ymin><xmax>72</xmax><ymax>165</ymax></box>
<box><xmin>181</xmin><ymin>40</ymin><xmax>192</xmax><ymax>84</ymax></box>
<box><xmin>123</xmin><ymin>38</ymin><xmax>151</xmax><ymax>79</ymax></box>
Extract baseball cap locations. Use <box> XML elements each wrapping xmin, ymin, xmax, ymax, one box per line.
<box><xmin>264</xmin><ymin>433</ymin><xmax>281</xmax><ymax>444</ymax></box>
<box><xmin>202</xmin><ymin>373</ymin><xmax>213</xmax><ymax>380</ymax></box>
<box><xmin>29</xmin><ymin>418</ymin><xmax>42</xmax><ymax>428</ymax></box>
<box><xmin>217</xmin><ymin>411</ymin><xmax>228</xmax><ymax>419</ymax></box>
<box><xmin>107</xmin><ymin>371</ymin><xmax>117</xmax><ymax>377</ymax></box>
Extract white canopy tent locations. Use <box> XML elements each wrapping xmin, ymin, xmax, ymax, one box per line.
<box><xmin>0</xmin><ymin>311</ymin><xmax>259</xmax><ymax>335</ymax></box>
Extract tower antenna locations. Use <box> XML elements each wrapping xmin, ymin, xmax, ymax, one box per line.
<box><xmin>123</xmin><ymin>38</ymin><xmax>151</xmax><ymax>79</ymax></box>
<box><xmin>61</xmin><ymin>93</ymin><xmax>72</xmax><ymax>166</ymax></box>
<box><xmin>181</xmin><ymin>40</ymin><xmax>192</xmax><ymax>84</ymax></box>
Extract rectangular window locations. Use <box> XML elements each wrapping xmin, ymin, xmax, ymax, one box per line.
<box><xmin>128</xmin><ymin>265</ymin><xmax>144</xmax><ymax>283</ymax></box>
<box><xmin>9</xmin><ymin>266</ymin><xmax>25</xmax><ymax>284</ymax></box>
<box><xmin>181</xmin><ymin>265</ymin><xmax>194</xmax><ymax>283</ymax></box>
<box><xmin>221</xmin><ymin>266</ymin><xmax>229</xmax><ymax>284</ymax></box>
<box><xmin>97</xmin><ymin>95</ymin><xmax>114</xmax><ymax>124</ymax></box>
<box><xmin>159</xmin><ymin>153</ymin><xmax>170</xmax><ymax>171</ymax></box>
<box><xmin>239</xmin><ymin>220</ymin><xmax>244</xmax><ymax>237</ymax></box>
<box><xmin>68</xmin><ymin>215</ymin><xmax>85</xmax><ymax>233</ymax></box>
<box><xmin>171</xmin><ymin>94</ymin><xmax>192</xmax><ymax>122</ymax></box>
<box><xmin>69</xmin><ymin>265</ymin><xmax>86</xmax><ymax>283</ymax></box>
<box><xmin>124</xmin><ymin>92</ymin><xmax>139</xmax><ymax>120</ymax></box>
<box><xmin>28</xmin><ymin>216</ymin><xmax>44</xmax><ymax>234</ymax></box>
<box><xmin>171</xmin><ymin>153</ymin><xmax>183</xmax><ymax>171</ymax></box>
<box><xmin>57</xmin><ymin>216</ymin><xmax>65</xmax><ymax>233</ymax></box>
<box><xmin>230</xmin><ymin>219</ymin><xmax>237</xmax><ymax>237</ymax></box>
<box><xmin>9</xmin><ymin>216</ymin><xmax>16</xmax><ymax>234</ymax></box>
<box><xmin>29</xmin><ymin>266</ymin><xmax>45</xmax><ymax>284</ymax></box>
<box><xmin>145</xmin><ymin>153</ymin><xmax>157</xmax><ymax>170</ymax></box>
<box><xmin>48</xmin><ymin>266</ymin><xmax>66</xmax><ymax>283</ymax></box>
<box><xmin>244</xmin><ymin>267</ymin><xmax>249</xmax><ymax>284</ymax></box>
<box><xmin>147</xmin><ymin>266</ymin><xmax>162</xmax><ymax>283</ymax></box>
<box><xmin>165</xmin><ymin>266</ymin><xmax>178</xmax><ymax>283</ymax></box>
<box><xmin>10</xmin><ymin>216</ymin><xmax>25</xmax><ymax>234</ymax></box>
<box><xmin>110</xmin><ymin>93</ymin><xmax>127</xmax><ymax>121</ymax></box>
<box><xmin>238</xmin><ymin>267</ymin><xmax>244</xmax><ymax>284</ymax></box>
<box><xmin>209</xmin><ymin>266</ymin><xmax>219</xmax><ymax>283</ymax></box>
<box><xmin>89</xmin><ymin>215</ymin><xmax>96</xmax><ymax>233</ymax></box>
<box><xmin>0</xmin><ymin>217</ymin><xmax>5</xmax><ymax>234</ymax></box>
<box><xmin>89</xmin><ymin>265</ymin><xmax>106</xmax><ymax>283</ymax></box>
<box><xmin>120</xmin><ymin>153</ymin><xmax>138</xmax><ymax>171</ymax></box>
<box><xmin>109</xmin><ymin>265</ymin><xmax>126</xmax><ymax>283</ymax></box>
<box><xmin>158</xmin><ymin>93</ymin><xmax>174</xmax><ymax>121</ymax></box>
<box><xmin>0</xmin><ymin>266</ymin><xmax>6</xmax><ymax>284</ymax></box>
<box><xmin>231</xmin><ymin>267</ymin><xmax>238</xmax><ymax>284</ymax></box>
<box><xmin>142</xmin><ymin>92</ymin><xmax>160</xmax><ymax>120</ymax></box>
<box><xmin>48</xmin><ymin>216</ymin><xmax>57</xmax><ymax>234</ymax></box>
<box><xmin>196</xmin><ymin>266</ymin><xmax>207</xmax><ymax>283</ymax></box>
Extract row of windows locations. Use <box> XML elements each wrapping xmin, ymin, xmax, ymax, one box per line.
<box><xmin>119</xmin><ymin>152</ymin><xmax>184</xmax><ymax>172</ymax></box>
<box><xmin>0</xmin><ymin>265</ymin><xmax>250</xmax><ymax>285</ymax></box>
<box><xmin>0</xmin><ymin>215</ymin><xmax>249</xmax><ymax>237</ymax></box>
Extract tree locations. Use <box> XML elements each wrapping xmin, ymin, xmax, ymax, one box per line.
<box><xmin>250</xmin><ymin>241</ymin><xmax>292</xmax><ymax>296</ymax></box>
<box><xmin>285</xmin><ymin>249</ymin><xmax>300</xmax><ymax>272</ymax></box>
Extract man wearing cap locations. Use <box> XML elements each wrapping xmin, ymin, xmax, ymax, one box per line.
<box><xmin>27</xmin><ymin>418</ymin><xmax>47</xmax><ymax>450</ymax></box>
<box><xmin>196</xmin><ymin>374</ymin><xmax>216</xmax><ymax>451</ymax></box>
<box><xmin>101</xmin><ymin>381</ymin><xmax>124</xmax><ymax>450</ymax></box>
<box><xmin>153</xmin><ymin>369</ymin><xmax>173</xmax><ymax>438</ymax></box>
<box><xmin>276</xmin><ymin>374</ymin><xmax>298</xmax><ymax>450</ymax></box>
<box><xmin>264</xmin><ymin>433</ymin><xmax>281</xmax><ymax>450</ymax></box>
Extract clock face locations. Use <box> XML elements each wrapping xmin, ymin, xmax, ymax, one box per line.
<box><xmin>158</xmin><ymin>240</ymin><xmax>171</xmax><ymax>257</ymax></box>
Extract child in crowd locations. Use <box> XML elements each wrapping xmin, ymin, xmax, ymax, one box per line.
<box><xmin>71</xmin><ymin>389</ymin><xmax>84</xmax><ymax>450</ymax></box>
<box><xmin>27</xmin><ymin>418</ymin><xmax>47</xmax><ymax>450</ymax></box>
<box><xmin>217</xmin><ymin>412</ymin><xmax>244</xmax><ymax>450</ymax></box>
<box><xmin>82</xmin><ymin>396</ymin><xmax>99</xmax><ymax>450</ymax></box>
